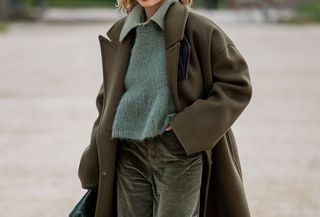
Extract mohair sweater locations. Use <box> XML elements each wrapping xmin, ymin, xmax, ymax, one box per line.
<box><xmin>111</xmin><ymin>0</ymin><xmax>178</xmax><ymax>141</ymax></box>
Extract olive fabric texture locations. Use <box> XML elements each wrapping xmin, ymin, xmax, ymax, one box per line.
<box><xmin>111</xmin><ymin>0</ymin><xmax>178</xmax><ymax>141</ymax></box>
<box><xmin>116</xmin><ymin>131</ymin><xmax>204</xmax><ymax>217</ymax></box>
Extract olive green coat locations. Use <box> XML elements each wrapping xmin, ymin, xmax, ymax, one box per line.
<box><xmin>77</xmin><ymin>1</ymin><xmax>253</xmax><ymax>217</ymax></box>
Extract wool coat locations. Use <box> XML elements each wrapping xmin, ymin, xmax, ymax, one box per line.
<box><xmin>77</xmin><ymin>1</ymin><xmax>253</xmax><ymax>217</ymax></box>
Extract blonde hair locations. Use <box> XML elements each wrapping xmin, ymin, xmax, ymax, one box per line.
<box><xmin>115</xmin><ymin>0</ymin><xmax>193</xmax><ymax>14</ymax></box>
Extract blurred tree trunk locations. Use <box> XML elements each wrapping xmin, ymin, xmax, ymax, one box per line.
<box><xmin>0</xmin><ymin>0</ymin><xmax>47</xmax><ymax>20</ymax></box>
<box><xmin>0</xmin><ymin>0</ymin><xmax>10</xmax><ymax>19</ymax></box>
<box><xmin>10</xmin><ymin>0</ymin><xmax>24</xmax><ymax>17</ymax></box>
<box><xmin>0</xmin><ymin>0</ymin><xmax>25</xmax><ymax>19</ymax></box>
<box><xmin>227</xmin><ymin>0</ymin><xmax>236</xmax><ymax>8</ymax></box>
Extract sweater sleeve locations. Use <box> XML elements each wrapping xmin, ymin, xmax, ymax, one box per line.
<box><xmin>78</xmin><ymin>82</ymin><xmax>104</xmax><ymax>189</ymax></box>
<box><xmin>169</xmin><ymin>40</ymin><xmax>252</xmax><ymax>156</ymax></box>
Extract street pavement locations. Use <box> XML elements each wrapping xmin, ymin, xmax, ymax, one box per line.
<box><xmin>0</xmin><ymin>11</ymin><xmax>319</xmax><ymax>217</ymax></box>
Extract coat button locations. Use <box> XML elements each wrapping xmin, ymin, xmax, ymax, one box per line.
<box><xmin>102</xmin><ymin>171</ymin><xmax>108</xmax><ymax>177</ymax></box>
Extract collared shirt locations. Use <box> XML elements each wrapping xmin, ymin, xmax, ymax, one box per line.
<box><xmin>119</xmin><ymin>0</ymin><xmax>178</xmax><ymax>42</ymax></box>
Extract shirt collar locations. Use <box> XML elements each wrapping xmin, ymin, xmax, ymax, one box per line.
<box><xmin>119</xmin><ymin>0</ymin><xmax>178</xmax><ymax>42</ymax></box>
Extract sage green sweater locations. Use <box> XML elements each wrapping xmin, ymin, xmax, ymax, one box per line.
<box><xmin>111</xmin><ymin>0</ymin><xmax>178</xmax><ymax>141</ymax></box>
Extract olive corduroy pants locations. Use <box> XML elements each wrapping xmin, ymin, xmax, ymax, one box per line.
<box><xmin>116</xmin><ymin>130</ymin><xmax>204</xmax><ymax>217</ymax></box>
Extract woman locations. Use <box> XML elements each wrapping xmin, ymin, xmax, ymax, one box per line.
<box><xmin>77</xmin><ymin>0</ymin><xmax>253</xmax><ymax>216</ymax></box>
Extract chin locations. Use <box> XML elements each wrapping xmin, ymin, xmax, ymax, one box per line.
<box><xmin>137</xmin><ymin>0</ymin><xmax>163</xmax><ymax>8</ymax></box>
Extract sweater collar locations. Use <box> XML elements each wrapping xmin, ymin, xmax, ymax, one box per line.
<box><xmin>119</xmin><ymin>0</ymin><xmax>178</xmax><ymax>42</ymax></box>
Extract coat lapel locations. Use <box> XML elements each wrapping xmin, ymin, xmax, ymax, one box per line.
<box><xmin>102</xmin><ymin>1</ymin><xmax>189</xmax><ymax>112</ymax></box>
<box><xmin>163</xmin><ymin>2</ymin><xmax>189</xmax><ymax>112</ymax></box>
<box><xmin>105</xmin><ymin>34</ymin><xmax>133</xmax><ymax>106</ymax></box>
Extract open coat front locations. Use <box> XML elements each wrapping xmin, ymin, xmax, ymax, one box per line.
<box><xmin>77</xmin><ymin>1</ymin><xmax>253</xmax><ymax>217</ymax></box>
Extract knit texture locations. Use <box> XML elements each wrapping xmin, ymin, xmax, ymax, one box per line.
<box><xmin>111</xmin><ymin>0</ymin><xmax>178</xmax><ymax>141</ymax></box>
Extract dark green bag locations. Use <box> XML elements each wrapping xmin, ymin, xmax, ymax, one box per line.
<box><xmin>68</xmin><ymin>188</ymin><xmax>98</xmax><ymax>217</ymax></box>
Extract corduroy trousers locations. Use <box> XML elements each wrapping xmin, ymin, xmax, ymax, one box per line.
<box><xmin>116</xmin><ymin>130</ymin><xmax>204</xmax><ymax>217</ymax></box>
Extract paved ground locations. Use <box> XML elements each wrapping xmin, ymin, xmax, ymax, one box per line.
<box><xmin>0</xmin><ymin>18</ymin><xmax>319</xmax><ymax>217</ymax></box>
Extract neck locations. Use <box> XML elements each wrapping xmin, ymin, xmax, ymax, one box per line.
<box><xmin>143</xmin><ymin>0</ymin><xmax>166</xmax><ymax>20</ymax></box>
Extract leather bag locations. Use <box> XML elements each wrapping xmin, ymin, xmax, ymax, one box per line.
<box><xmin>68</xmin><ymin>188</ymin><xmax>98</xmax><ymax>217</ymax></box>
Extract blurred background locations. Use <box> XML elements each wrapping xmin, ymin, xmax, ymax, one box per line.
<box><xmin>0</xmin><ymin>0</ymin><xmax>319</xmax><ymax>217</ymax></box>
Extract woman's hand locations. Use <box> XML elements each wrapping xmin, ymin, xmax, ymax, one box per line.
<box><xmin>164</xmin><ymin>125</ymin><xmax>172</xmax><ymax>131</ymax></box>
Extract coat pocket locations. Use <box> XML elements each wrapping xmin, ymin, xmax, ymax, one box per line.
<box><xmin>177</xmin><ymin>35</ymin><xmax>191</xmax><ymax>81</ymax></box>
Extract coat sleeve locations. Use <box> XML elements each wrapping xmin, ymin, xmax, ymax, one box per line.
<box><xmin>169</xmin><ymin>34</ymin><xmax>252</xmax><ymax>156</ymax></box>
<box><xmin>78</xmin><ymin>82</ymin><xmax>104</xmax><ymax>189</ymax></box>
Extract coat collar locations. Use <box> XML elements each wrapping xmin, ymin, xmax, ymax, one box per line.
<box><xmin>119</xmin><ymin>0</ymin><xmax>178</xmax><ymax>42</ymax></box>
<box><xmin>106</xmin><ymin>0</ymin><xmax>189</xmax><ymax>49</ymax></box>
